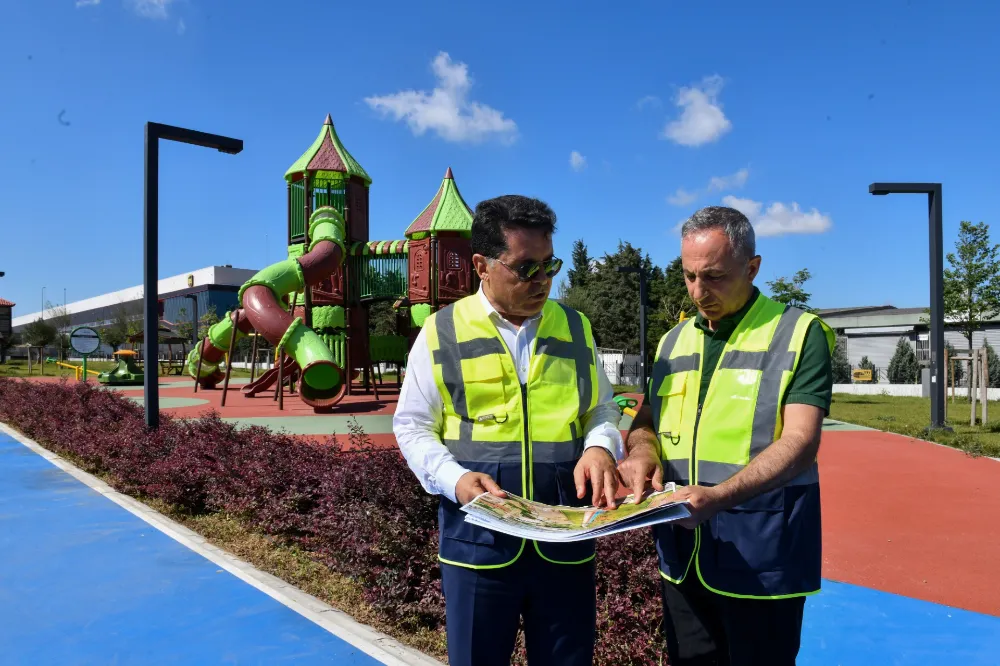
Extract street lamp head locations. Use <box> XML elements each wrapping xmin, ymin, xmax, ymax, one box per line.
<box><xmin>617</xmin><ymin>266</ymin><xmax>641</xmax><ymax>274</ymax></box>
<box><xmin>217</xmin><ymin>142</ymin><xmax>243</xmax><ymax>155</ymax></box>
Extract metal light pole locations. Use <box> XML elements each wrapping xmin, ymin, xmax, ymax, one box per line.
<box><xmin>869</xmin><ymin>182</ymin><xmax>951</xmax><ymax>432</ymax></box>
<box><xmin>617</xmin><ymin>266</ymin><xmax>648</xmax><ymax>390</ymax></box>
<box><xmin>41</xmin><ymin>287</ymin><xmax>45</xmax><ymax>319</ymax></box>
<box><xmin>145</xmin><ymin>122</ymin><xmax>243</xmax><ymax>429</ymax></box>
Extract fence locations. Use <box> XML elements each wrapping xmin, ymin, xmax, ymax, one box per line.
<box><xmin>596</xmin><ymin>347</ymin><xmax>642</xmax><ymax>387</ymax></box>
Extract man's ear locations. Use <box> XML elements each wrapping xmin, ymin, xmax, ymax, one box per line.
<box><xmin>747</xmin><ymin>255</ymin><xmax>762</xmax><ymax>282</ymax></box>
<box><xmin>472</xmin><ymin>254</ymin><xmax>491</xmax><ymax>281</ymax></box>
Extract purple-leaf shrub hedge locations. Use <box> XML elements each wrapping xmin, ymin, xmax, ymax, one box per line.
<box><xmin>0</xmin><ymin>378</ymin><xmax>666</xmax><ymax>665</ymax></box>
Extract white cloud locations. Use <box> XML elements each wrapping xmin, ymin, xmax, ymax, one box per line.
<box><xmin>667</xmin><ymin>188</ymin><xmax>698</xmax><ymax>206</ymax></box>
<box><xmin>662</xmin><ymin>75</ymin><xmax>732</xmax><ymax>147</ymax></box>
<box><xmin>569</xmin><ymin>151</ymin><xmax>587</xmax><ymax>172</ymax></box>
<box><xmin>722</xmin><ymin>195</ymin><xmax>832</xmax><ymax>237</ymax></box>
<box><xmin>177</xmin><ymin>18</ymin><xmax>186</xmax><ymax>34</ymax></box>
<box><xmin>364</xmin><ymin>52</ymin><xmax>517</xmax><ymax>144</ymax></box>
<box><xmin>636</xmin><ymin>95</ymin><xmax>662</xmax><ymax>110</ymax></box>
<box><xmin>708</xmin><ymin>167</ymin><xmax>749</xmax><ymax>192</ymax></box>
<box><xmin>128</xmin><ymin>0</ymin><xmax>175</xmax><ymax>19</ymax></box>
<box><xmin>667</xmin><ymin>167</ymin><xmax>749</xmax><ymax>207</ymax></box>
<box><xmin>76</xmin><ymin>0</ymin><xmax>100</xmax><ymax>7</ymax></box>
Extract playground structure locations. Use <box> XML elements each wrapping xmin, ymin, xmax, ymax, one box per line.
<box><xmin>97</xmin><ymin>350</ymin><xmax>144</xmax><ymax>386</ymax></box>
<box><xmin>186</xmin><ymin>114</ymin><xmax>476</xmax><ymax>411</ymax></box>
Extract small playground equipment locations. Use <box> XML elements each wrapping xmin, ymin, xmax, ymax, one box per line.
<box><xmin>55</xmin><ymin>361</ymin><xmax>101</xmax><ymax>382</ymax></box>
<box><xmin>187</xmin><ymin>114</ymin><xmax>476</xmax><ymax>412</ymax></box>
<box><xmin>98</xmin><ymin>350</ymin><xmax>144</xmax><ymax>386</ymax></box>
<box><xmin>614</xmin><ymin>395</ymin><xmax>639</xmax><ymax>418</ymax></box>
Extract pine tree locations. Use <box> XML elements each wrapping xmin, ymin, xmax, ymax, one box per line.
<box><xmin>832</xmin><ymin>337</ymin><xmax>852</xmax><ymax>384</ymax></box>
<box><xmin>887</xmin><ymin>337</ymin><xmax>919</xmax><ymax>384</ymax></box>
<box><xmin>567</xmin><ymin>239</ymin><xmax>592</xmax><ymax>290</ymax></box>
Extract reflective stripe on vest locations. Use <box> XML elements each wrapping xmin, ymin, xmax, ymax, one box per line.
<box><xmin>648</xmin><ymin>295</ymin><xmax>835</xmax><ymax>598</ymax></box>
<box><xmin>649</xmin><ymin>296</ymin><xmax>833</xmax><ymax>486</ymax></box>
<box><xmin>424</xmin><ymin>295</ymin><xmax>601</xmax><ymax>569</ymax></box>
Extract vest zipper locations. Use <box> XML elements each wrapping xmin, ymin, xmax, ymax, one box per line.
<box><xmin>522</xmin><ymin>383</ymin><xmax>532</xmax><ymax>499</ymax></box>
<box><xmin>691</xmin><ymin>404</ymin><xmax>703</xmax><ymax>485</ymax></box>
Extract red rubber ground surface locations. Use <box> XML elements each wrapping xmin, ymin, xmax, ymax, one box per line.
<box><xmin>818</xmin><ymin>429</ymin><xmax>1000</xmax><ymax>617</ymax></box>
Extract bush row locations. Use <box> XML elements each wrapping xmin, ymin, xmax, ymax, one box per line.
<box><xmin>0</xmin><ymin>378</ymin><xmax>665</xmax><ymax>664</ymax></box>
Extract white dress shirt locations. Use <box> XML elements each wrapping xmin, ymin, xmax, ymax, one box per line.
<box><xmin>393</xmin><ymin>286</ymin><xmax>624</xmax><ymax>503</ymax></box>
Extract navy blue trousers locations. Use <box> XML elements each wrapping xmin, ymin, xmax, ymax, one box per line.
<box><xmin>439</xmin><ymin>544</ymin><xmax>596</xmax><ymax>666</ymax></box>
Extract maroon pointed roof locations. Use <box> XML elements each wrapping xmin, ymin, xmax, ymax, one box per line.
<box><xmin>0</xmin><ymin>298</ymin><xmax>14</xmax><ymax>307</ymax></box>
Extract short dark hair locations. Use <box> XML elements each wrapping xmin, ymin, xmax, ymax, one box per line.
<box><xmin>471</xmin><ymin>195</ymin><xmax>557</xmax><ymax>259</ymax></box>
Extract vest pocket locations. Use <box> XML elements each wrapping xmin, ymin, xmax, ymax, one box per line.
<box><xmin>463</xmin><ymin>354</ymin><xmax>509</xmax><ymax>423</ymax></box>
<box><xmin>656</xmin><ymin>373</ymin><xmax>688</xmax><ymax>456</ymax></box>
<box><xmin>712</xmin><ymin>487</ymin><xmax>788</xmax><ymax>572</ymax></box>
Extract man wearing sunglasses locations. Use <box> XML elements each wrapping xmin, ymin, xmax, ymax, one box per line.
<box><xmin>393</xmin><ymin>194</ymin><xmax>623</xmax><ymax>666</ymax></box>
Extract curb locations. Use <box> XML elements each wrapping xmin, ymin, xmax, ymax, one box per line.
<box><xmin>0</xmin><ymin>422</ymin><xmax>445</xmax><ymax>666</ymax></box>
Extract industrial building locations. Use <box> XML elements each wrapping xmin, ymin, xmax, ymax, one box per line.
<box><xmin>818</xmin><ymin>304</ymin><xmax>1000</xmax><ymax>380</ymax></box>
<box><xmin>10</xmin><ymin>265</ymin><xmax>257</xmax><ymax>357</ymax></box>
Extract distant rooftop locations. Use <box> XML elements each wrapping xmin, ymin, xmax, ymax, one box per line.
<box><xmin>817</xmin><ymin>304</ymin><xmax>927</xmax><ymax>318</ymax></box>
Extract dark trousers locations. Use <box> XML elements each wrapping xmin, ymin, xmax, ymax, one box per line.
<box><xmin>661</xmin><ymin>575</ymin><xmax>806</xmax><ymax>666</ymax></box>
<box><xmin>440</xmin><ymin>544</ymin><xmax>596</xmax><ymax>666</ymax></box>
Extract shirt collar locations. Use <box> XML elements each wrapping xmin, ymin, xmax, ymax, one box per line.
<box><xmin>694</xmin><ymin>286</ymin><xmax>761</xmax><ymax>335</ymax></box>
<box><xmin>478</xmin><ymin>283</ymin><xmax>543</xmax><ymax>326</ymax></box>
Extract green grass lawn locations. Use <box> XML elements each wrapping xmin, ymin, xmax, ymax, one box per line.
<box><xmin>0</xmin><ymin>359</ymin><xmax>253</xmax><ymax>380</ymax></box>
<box><xmin>830</xmin><ymin>394</ymin><xmax>1000</xmax><ymax>458</ymax></box>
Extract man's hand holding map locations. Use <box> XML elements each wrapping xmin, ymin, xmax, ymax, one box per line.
<box><xmin>460</xmin><ymin>483</ymin><xmax>691</xmax><ymax>542</ymax></box>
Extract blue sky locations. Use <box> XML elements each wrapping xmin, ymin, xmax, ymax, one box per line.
<box><xmin>2</xmin><ymin>0</ymin><xmax>999</xmax><ymax>319</ymax></box>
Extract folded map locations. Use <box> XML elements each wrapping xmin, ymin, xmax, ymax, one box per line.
<box><xmin>460</xmin><ymin>484</ymin><xmax>691</xmax><ymax>543</ymax></box>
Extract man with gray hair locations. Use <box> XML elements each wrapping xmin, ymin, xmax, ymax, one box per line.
<box><xmin>619</xmin><ymin>205</ymin><xmax>834</xmax><ymax>665</ymax></box>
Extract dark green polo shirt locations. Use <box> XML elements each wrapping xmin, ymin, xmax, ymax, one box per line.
<box><xmin>645</xmin><ymin>288</ymin><xmax>833</xmax><ymax>414</ymax></box>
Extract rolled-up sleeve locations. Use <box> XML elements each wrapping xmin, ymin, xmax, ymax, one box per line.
<box><xmin>392</xmin><ymin>327</ymin><xmax>470</xmax><ymax>503</ymax></box>
<box><xmin>580</xmin><ymin>347</ymin><xmax>625</xmax><ymax>461</ymax></box>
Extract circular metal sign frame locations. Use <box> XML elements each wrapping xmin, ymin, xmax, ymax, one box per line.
<box><xmin>70</xmin><ymin>326</ymin><xmax>102</xmax><ymax>355</ymax></box>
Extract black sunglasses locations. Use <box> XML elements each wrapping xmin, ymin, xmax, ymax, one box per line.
<box><xmin>494</xmin><ymin>257</ymin><xmax>563</xmax><ymax>282</ymax></box>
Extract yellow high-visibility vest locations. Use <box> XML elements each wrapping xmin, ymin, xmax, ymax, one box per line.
<box><xmin>423</xmin><ymin>294</ymin><xmax>601</xmax><ymax>569</ymax></box>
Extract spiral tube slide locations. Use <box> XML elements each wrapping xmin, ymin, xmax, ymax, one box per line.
<box><xmin>186</xmin><ymin>207</ymin><xmax>348</xmax><ymax>408</ymax></box>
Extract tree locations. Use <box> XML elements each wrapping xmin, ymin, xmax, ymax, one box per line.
<box><xmin>831</xmin><ymin>336</ymin><xmax>851</xmax><ymax>384</ymax></box>
<box><xmin>566</xmin><ymin>239</ymin><xmax>592</xmax><ymax>290</ymax></box>
<box><xmin>176</xmin><ymin>306</ymin><xmax>194</xmax><ymax>342</ymax></box>
<box><xmin>651</xmin><ymin>256</ymin><xmax>695</xmax><ymax>331</ymax></box>
<box><xmin>575</xmin><ymin>241</ymin><xmax>666</xmax><ymax>360</ymax></box>
<box><xmin>887</xmin><ymin>337</ymin><xmax>919</xmax><ymax>384</ymax></box>
<box><xmin>198</xmin><ymin>304</ymin><xmax>220</xmax><ymax>340</ymax></box>
<box><xmin>766</xmin><ymin>268</ymin><xmax>815</xmax><ymax>312</ymax></box>
<box><xmin>858</xmin><ymin>355</ymin><xmax>877</xmax><ymax>384</ymax></box>
<box><xmin>942</xmin><ymin>220</ymin><xmax>1000</xmax><ymax>354</ymax></box>
<box><xmin>0</xmin><ymin>332</ymin><xmax>20</xmax><ymax>364</ymax></box>
<box><xmin>45</xmin><ymin>301</ymin><xmax>72</xmax><ymax>359</ymax></box>
<box><xmin>23</xmin><ymin>318</ymin><xmax>58</xmax><ymax>362</ymax></box>
<box><xmin>368</xmin><ymin>302</ymin><xmax>397</xmax><ymax>337</ymax></box>
<box><xmin>100</xmin><ymin>302</ymin><xmax>135</xmax><ymax>352</ymax></box>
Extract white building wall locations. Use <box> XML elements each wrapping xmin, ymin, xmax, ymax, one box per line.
<box><xmin>12</xmin><ymin>265</ymin><xmax>257</xmax><ymax>327</ymax></box>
